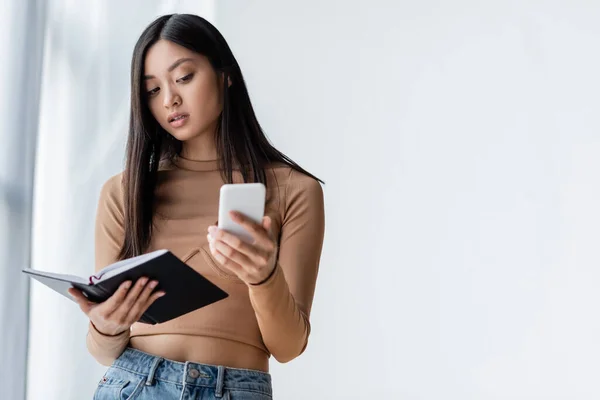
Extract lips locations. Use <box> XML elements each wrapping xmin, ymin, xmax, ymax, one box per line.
<box><xmin>167</xmin><ymin>112</ymin><xmax>189</xmax><ymax>128</ymax></box>
<box><xmin>168</xmin><ymin>112</ymin><xmax>189</xmax><ymax>123</ymax></box>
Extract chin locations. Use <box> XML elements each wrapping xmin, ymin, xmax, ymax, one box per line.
<box><xmin>169</xmin><ymin>128</ymin><xmax>200</xmax><ymax>142</ymax></box>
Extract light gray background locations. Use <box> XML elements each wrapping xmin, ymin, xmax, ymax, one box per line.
<box><xmin>6</xmin><ymin>1</ymin><xmax>598</xmax><ymax>399</ymax></box>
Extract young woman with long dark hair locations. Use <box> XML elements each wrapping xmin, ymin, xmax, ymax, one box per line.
<box><xmin>68</xmin><ymin>13</ymin><xmax>325</xmax><ymax>399</ymax></box>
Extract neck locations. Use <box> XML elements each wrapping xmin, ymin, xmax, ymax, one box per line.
<box><xmin>180</xmin><ymin>129</ymin><xmax>218</xmax><ymax>161</ymax></box>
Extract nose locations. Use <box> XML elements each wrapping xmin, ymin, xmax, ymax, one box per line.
<box><xmin>163</xmin><ymin>86</ymin><xmax>181</xmax><ymax>109</ymax></box>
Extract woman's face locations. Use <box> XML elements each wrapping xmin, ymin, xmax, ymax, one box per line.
<box><xmin>143</xmin><ymin>39</ymin><xmax>223</xmax><ymax>142</ymax></box>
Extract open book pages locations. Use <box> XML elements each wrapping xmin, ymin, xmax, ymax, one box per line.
<box><xmin>88</xmin><ymin>249</ymin><xmax>168</xmax><ymax>284</ymax></box>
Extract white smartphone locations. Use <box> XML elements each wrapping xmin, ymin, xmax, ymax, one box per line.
<box><xmin>218</xmin><ymin>183</ymin><xmax>266</xmax><ymax>243</ymax></box>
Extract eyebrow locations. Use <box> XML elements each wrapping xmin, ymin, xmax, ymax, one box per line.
<box><xmin>143</xmin><ymin>58</ymin><xmax>195</xmax><ymax>80</ymax></box>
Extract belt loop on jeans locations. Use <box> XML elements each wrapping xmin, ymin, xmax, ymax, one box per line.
<box><xmin>215</xmin><ymin>365</ymin><xmax>225</xmax><ymax>398</ymax></box>
<box><xmin>145</xmin><ymin>356</ymin><xmax>164</xmax><ymax>386</ymax></box>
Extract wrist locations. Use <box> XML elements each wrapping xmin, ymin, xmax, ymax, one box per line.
<box><xmin>248</xmin><ymin>264</ymin><xmax>278</xmax><ymax>286</ymax></box>
<box><xmin>90</xmin><ymin>321</ymin><xmax>129</xmax><ymax>338</ymax></box>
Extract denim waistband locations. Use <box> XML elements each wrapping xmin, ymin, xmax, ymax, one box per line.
<box><xmin>112</xmin><ymin>347</ymin><xmax>272</xmax><ymax>396</ymax></box>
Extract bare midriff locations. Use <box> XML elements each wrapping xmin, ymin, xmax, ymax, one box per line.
<box><xmin>130</xmin><ymin>334</ymin><xmax>269</xmax><ymax>372</ymax></box>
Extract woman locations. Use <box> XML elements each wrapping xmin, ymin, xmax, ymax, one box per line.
<box><xmin>68</xmin><ymin>13</ymin><xmax>325</xmax><ymax>399</ymax></box>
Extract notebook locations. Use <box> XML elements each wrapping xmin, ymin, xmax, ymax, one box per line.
<box><xmin>22</xmin><ymin>249</ymin><xmax>228</xmax><ymax>324</ymax></box>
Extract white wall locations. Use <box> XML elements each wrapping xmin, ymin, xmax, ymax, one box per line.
<box><xmin>216</xmin><ymin>1</ymin><xmax>600</xmax><ymax>399</ymax></box>
<box><xmin>25</xmin><ymin>1</ymin><xmax>600</xmax><ymax>399</ymax></box>
<box><xmin>26</xmin><ymin>1</ymin><xmax>215</xmax><ymax>399</ymax></box>
<box><xmin>0</xmin><ymin>1</ymin><xmax>44</xmax><ymax>399</ymax></box>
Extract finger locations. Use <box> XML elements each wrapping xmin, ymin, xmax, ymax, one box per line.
<box><xmin>125</xmin><ymin>280</ymin><xmax>158</xmax><ymax>322</ymax></box>
<box><xmin>210</xmin><ymin>244</ymin><xmax>244</xmax><ymax>276</ymax></box>
<box><xmin>212</xmin><ymin>239</ymin><xmax>254</xmax><ymax>267</ymax></box>
<box><xmin>262</xmin><ymin>216</ymin><xmax>277</xmax><ymax>242</ymax></box>
<box><xmin>110</xmin><ymin>277</ymin><xmax>149</xmax><ymax>321</ymax></box>
<box><xmin>68</xmin><ymin>288</ymin><xmax>94</xmax><ymax>315</ymax></box>
<box><xmin>140</xmin><ymin>290</ymin><xmax>166</xmax><ymax>317</ymax></box>
<box><xmin>262</xmin><ymin>216</ymin><xmax>272</xmax><ymax>235</ymax></box>
<box><xmin>229</xmin><ymin>211</ymin><xmax>272</xmax><ymax>247</ymax></box>
<box><xmin>211</xmin><ymin>228</ymin><xmax>268</xmax><ymax>260</ymax></box>
<box><xmin>212</xmin><ymin>232</ymin><xmax>271</xmax><ymax>267</ymax></box>
<box><xmin>100</xmin><ymin>280</ymin><xmax>133</xmax><ymax>315</ymax></box>
<box><xmin>128</xmin><ymin>290</ymin><xmax>166</xmax><ymax>323</ymax></box>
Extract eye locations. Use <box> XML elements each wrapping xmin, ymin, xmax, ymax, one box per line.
<box><xmin>177</xmin><ymin>73</ymin><xmax>194</xmax><ymax>83</ymax></box>
<box><xmin>147</xmin><ymin>87</ymin><xmax>160</xmax><ymax>97</ymax></box>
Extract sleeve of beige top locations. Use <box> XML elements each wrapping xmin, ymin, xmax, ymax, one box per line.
<box><xmin>86</xmin><ymin>173</ymin><xmax>131</xmax><ymax>366</ymax></box>
<box><xmin>248</xmin><ymin>169</ymin><xmax>325</xmax><ymax>363</ymax></box>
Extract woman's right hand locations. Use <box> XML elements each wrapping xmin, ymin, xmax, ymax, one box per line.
<box><xmin>67</xmin><ymin>277</ymin><xmax>165</xmax><ymax>336</ymax></box>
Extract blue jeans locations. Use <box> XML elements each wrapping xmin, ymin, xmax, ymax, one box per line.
<box><xmin>93</xmin><ymin>347</ymin><xmax>273</xmax><ymax>399</ymax></box>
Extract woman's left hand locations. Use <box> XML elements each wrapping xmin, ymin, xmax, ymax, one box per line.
<box><xmin>207</xmin><ymin>211</ymin><xmax>278</xmax><ymax>285</ymax></box>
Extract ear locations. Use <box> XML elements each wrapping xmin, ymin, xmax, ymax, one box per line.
<box><xmin>227</xmin><ymin>75</ymin><xmax>232</xmax><ymax>88</ymax></box>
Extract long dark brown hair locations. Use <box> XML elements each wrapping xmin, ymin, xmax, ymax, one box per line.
<box><xmin>119</xmin><ymin>14</ymin><xmax>322</xmax><ymax>260</ymax></box>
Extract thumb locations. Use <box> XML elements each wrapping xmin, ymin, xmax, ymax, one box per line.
<box><xmin>68</xmin><ymin>287</ymin><xmax>94</xmax><ymax>315</ymax></box>
<box><xmin>262</xmin><ymin>216</ymin><xmax>272</xmax><ymax>231</ymax></box>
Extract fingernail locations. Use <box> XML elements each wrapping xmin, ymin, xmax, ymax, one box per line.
<box><xmin>158</xmin><ymin>291</ymin><xmax>166</xmax><ymax>297</ymax></box>
<box><xmin>124</xmin><ymin>281</ymin><xmax>132</xmax><ymax>289</ymax></box>
<box><xmin>149</xmin><ymin>281</ymin><xmax>158</xmax><ymax>289</ymax></box>
<box><xmin>208</xmin><ymin>226</ymin><xmax>217</xmax><ymax>235</ymax></box>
